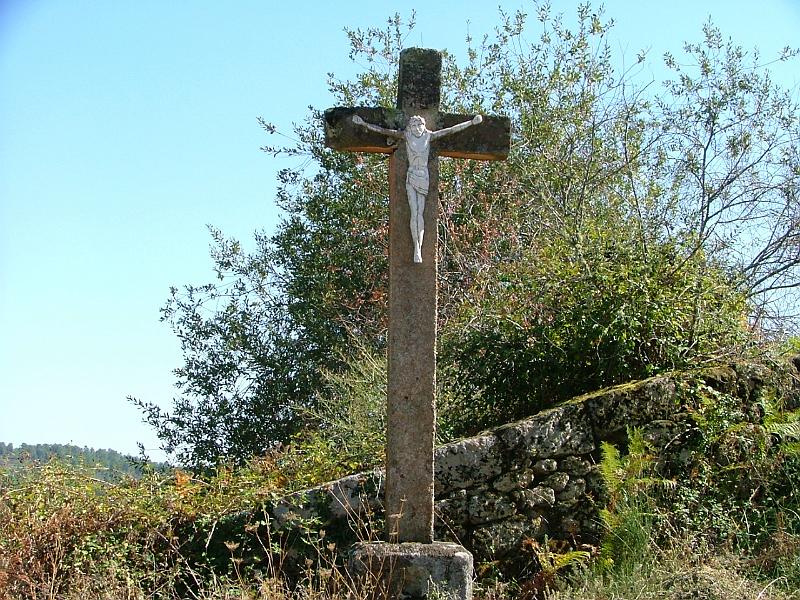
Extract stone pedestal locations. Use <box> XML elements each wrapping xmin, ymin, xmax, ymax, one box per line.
<box><xmin>349</xmin><ymin>541</ymin><xmax>473</xmax><ymax>600</ymax></box>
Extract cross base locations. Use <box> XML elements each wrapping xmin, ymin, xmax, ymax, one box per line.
<box><xmin>349</xmin><ymin>541</ymin><xmax>473</xmax><ymax>600</ymax></box>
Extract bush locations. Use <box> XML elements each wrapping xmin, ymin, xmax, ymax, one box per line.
<box><xmin>277</xmin><ymin>340</ymin><xmax>387</xmax><ymax>489</ymax></box>
<box><xmin>440</xmin><ymin>238</ymin><xmax>750</xmax><ymax>436</ymax></box>
<box><xmin>561</xmin><ymin>371</ymin><xmax>800</xmax><ymax>597</ymax></box>
<box><xmin>660</xmin><ymin>378</ymin><xmax>800</xmax><ymax>565</ymax></box>
<box><xmin>0</xmin><ymin>459</ymin><xmax>283</xmax><ymax>599</ymax></box>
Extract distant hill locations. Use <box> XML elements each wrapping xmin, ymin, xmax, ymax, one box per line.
<box><xmin>0</xmin><ymin>442</ymin><xmax>167</xmax><ymax>479</ymax></box>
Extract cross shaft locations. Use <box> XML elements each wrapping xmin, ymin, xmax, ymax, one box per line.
<box><xmin>324</xmin><ymin>48</ymin><xmax>510</xmax><ymax>543</ymax></box>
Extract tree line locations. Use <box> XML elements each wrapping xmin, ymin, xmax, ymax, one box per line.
<box><xmin>0</xmin><ymin>442</ymin><xmax>153</xmax><ymax>478</ymax></box>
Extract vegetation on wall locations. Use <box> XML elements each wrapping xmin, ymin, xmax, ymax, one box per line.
<box><xmin>548</xmin><ymin>376</ymin><xmax>800</xmax><ymax>600</ymax></box>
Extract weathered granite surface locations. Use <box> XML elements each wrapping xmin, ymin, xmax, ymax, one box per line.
<box><xmin>326</xmin><ymin>47</ymin><xmax>511</xmax><ymax>547</ymax></box>
<box><xmin>350</xmin><ymin>541</ymin><xmax>473</xmax><ymax>600</ymax></box>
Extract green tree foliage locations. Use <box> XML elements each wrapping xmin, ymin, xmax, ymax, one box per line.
<box><xmin>274</xmin><ymin>338</ymin><xmax>388</xmax><ymax>488</ymax></box>
<box><xmin>441</xmin><ymin>242</ymin><xmax>749</xmax><ymax>434</ymax></box>
<box><xmin>134</xmin><ymin>4</ymin><xmax>799</xmax><ymax>467</ymax></box>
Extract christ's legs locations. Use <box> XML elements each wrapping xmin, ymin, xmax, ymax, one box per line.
<box><xmin>407</xmin><ymin>187</ymin><xmax>426</xmax><ymax>263</ymax></box>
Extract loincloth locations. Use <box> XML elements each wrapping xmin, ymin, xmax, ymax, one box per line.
<box><xmin>406</xmin><ymin>166</ymin><xmax>429</xmax><ymax>194</ymax></box>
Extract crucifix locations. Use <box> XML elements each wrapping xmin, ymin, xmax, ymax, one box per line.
<box><xmin>324</xmin><ymin>48</ymin><xmax>510</xmax><ymax>544</ymax></box>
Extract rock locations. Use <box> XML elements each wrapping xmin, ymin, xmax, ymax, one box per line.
<box><xmin>582</xmin><ymin>376</ymin><xmax>678</xmax><ymax>440</ymax></box>
<box><xmin>560</xmin><ymin>517</ymin><xmax>581</xmax><ymax>537</ymax></box>
<box><xmin>435</xmin><ymin>489</ymin><xmax>468</xmax><ymax>526</ymax></box>
<box><xmin>641</xmin><ymin>419</ymin><xmax>685</xmax><ymax>448</ymax></box>
<box><xmin>557</xmin><ymin>478</ymin><xmax>586</xmax><ymax>501</ymax></box>
<box><xmin>349</xmin><ymin>541</ymin><xmax>473</xmax><ymax>600</ymax></box>
<box><xmin>515</xmin><ymin>486</ymin><xmax>555</xmax><ymax>508</ymax></box>
<box><xmin>496</xmin><ymin>404</ymin><xmax>596</xmax><ymax>458</ymax></box>
<box><xmin>493</xmin><ymin>469</ymin><xmax>535</xmax><ymax>493</ymax></box>
<box><xmin>435</xmin><ymin>434</ymin><xmax>504</xmax><ymax>495</ymax></box>
<box><xmin>543</xmin><ymin>472</ymin><xmax>570</xmax><ymax>493</ymax></box>
<box><xmin>471</xmin><ymin>517</ymin><xmax>546</xmax><ymax>559</ymax></box>
<box><xmin>468</xmin><ymin>491</ymin><xmax>517</xmax><ymax>525</ymax></box>
<box><xmin>532</xmin><ymin>458</ymin><xmax>558</xmax><ymax>476</ymax></box>
<box><xmin>558</xmin><ymin>456</ymin><xmax>592</xmax><ymax>476</ymax></box>
<box><xmin>326</xmin><ymin>472</ymin><xmax>384</xmax><ymax>519</ymax></box>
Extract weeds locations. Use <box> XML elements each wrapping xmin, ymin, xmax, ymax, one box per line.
<box><xmin>4</xmin><ymin>362</ymin><xmax>800</xmax><ymax>599</ymax></box>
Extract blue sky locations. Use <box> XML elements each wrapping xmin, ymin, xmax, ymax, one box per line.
<box><xmin>1</xmin><ymin>0</ymin><xmax>798</xmax><ymax>460</ymax></box>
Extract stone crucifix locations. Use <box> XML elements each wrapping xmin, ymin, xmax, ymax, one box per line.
<box><xmin>324</xmin><ymin>48</ymin><xmax>510</xmax><ymax>544</ymax></box>
<box><xmin>352</xmin><ymin>113</ymin><xmax>483</xmax><ymax>263</ymax></box>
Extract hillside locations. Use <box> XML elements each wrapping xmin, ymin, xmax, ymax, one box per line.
<box><xmin>0</xmin><ymin>442</ymin><xmax>163</xmax><ymax>479</ymax></box>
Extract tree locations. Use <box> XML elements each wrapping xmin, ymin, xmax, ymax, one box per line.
<box><xmin>438</xmin><ymin>8</ymin><xmax>795</xmax><ymax>433</ymax></box>
<box><xmin>134</xmin><ymin>4</ymin><xmax>799</xmax><ymax>468</ymax></box>
<box><xmin>656</xmin><ymin>24</ymin><xmax>800</xmax><ymax>325</ymax></box>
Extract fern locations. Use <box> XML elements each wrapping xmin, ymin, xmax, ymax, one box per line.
<box><xmin>551</xmin><ymin>549</ymin><xmax>592</xmax><ymax>571</ymax></box>
<box><xmin>635</xmin><ymin>477</ymin><xmax>677</xmax><ymax>492</ymax></box>
<box><xmin>766</xmin><ymin>418</ymin><xmax>800</xmax><ymax>442</ymax></box>
<box><xmin>600</xmin><ymin>441</ymin><xmax>623</xmax><ymax>496</ymax></box>
<box><xmin>764</xmin><ymin>401</ymin><xmax>800</xmax><ymax>449</ymax></box>
<box><xmin>597</xmin><ymin>429</ymin><xmax>678</xmax><ymax>574</ymax></box>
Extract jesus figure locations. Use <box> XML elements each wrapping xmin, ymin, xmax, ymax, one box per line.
<box><xmin>352</xmin><ymin>113</ymin><xmax>483</xmax><ymax>263</ymax></box>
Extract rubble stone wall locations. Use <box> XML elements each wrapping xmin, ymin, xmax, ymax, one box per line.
<box><xmin>268</xmin><ymin>363</ymin><xmax>772</xmax><ymax>563</ymax></box>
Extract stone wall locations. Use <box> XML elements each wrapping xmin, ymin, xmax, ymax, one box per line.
<box><xmin>265</xmin><ymin>362</ymin><xmax>776</xmax><ymax>565</ymax></box>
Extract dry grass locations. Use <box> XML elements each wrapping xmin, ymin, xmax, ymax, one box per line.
<box><xmin>546</xmin><ymin>548</ymin><xmax>800</xmax><ymax>600</ymax></box>
<box><xmin>3</xmin><ymin>437</ymin><xmax>799</xmax><ymax>600</ymax></box>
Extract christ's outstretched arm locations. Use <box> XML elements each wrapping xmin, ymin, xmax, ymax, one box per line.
<box><xmin>352</xmin><ymin>115</ymin><xmax>404</xmax><ymax>139</ymax></box>
<box><xmin>351</xmin><ymin>113</ymin><xmax>484</xmax><ymax>265</ymax></box>
<box><xmin>429</xmin><ymin>114</ymin><xmax>483</xmax><ymax>140</ymax></box>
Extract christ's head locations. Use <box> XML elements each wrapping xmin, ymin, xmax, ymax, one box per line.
<box><xmin>409</xmin><ymin>115</ymin><xmax>426</xmax><ymax>137</ymax></box>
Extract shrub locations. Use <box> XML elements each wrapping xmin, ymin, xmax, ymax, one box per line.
<box><xmin>0</xmin><ymin>459</ymin><xmax>283</xmax><ymax>599</ymax></box>
<box><xmin>440</xmin><ymin>239</ymin><xmax>750</xmax><ymax>436</ymax></box>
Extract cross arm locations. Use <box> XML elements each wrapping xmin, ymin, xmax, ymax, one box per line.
<box><xmin>436</xmin><ymin>113</ymin><xmax>511</xmax><ymax>161</ymax></box>
<box><xmin>324</xmin><ymin>106</ymin><xmax>405</xmax><ymax>154</ymax></box>
<box><xmin>325</xmin><ymin>106</ymin><xmax>511</xmax><ymax>161</ymax></box>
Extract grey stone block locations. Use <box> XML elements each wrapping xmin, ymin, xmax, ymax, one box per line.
<box><xmin>532</xmin><ymin>458</ymin><xmax>558</xmax><ymax>475</ymax></box>
<box><xmin>349</xmin><ymin>541</ymin><xmax>474</xmax><ymax>600</ymax></box>
<box><xmin>467</xmin><ymin>491</ymin><xmax>516</xmax><ymax>525</ymax></box>
<box><xmin>543</xmin><ymin>472</ymin><xmax>569</xmax><ymax>493</ymax></box>
<box><xmin>471</xmin><ymin>517</ymin><xmax>546</xmax><ymax>559</ymax></box>
<box><xmin>558</xmin><ymin>456</ymin><xmax>592</xmax><ymax>476</ymax></box>
<box><xmin>582</xmin><ymin>376</ymin><xmax>678</xmax><ymax>440</ymax></box>
<box><xmin>435</xmin><ymin>434</ymin><xmax>504</xmax><ymax>495</ymax></box>
<box><xmin>492</xmin><ymin>468</ymin><xmax>535</xmax><ymax>493</ymax></box>
<box><xmin>515</xmin><ymin>486</ymin><xmax>556</xmax><ymax>508</ymax></box>
<box><xmin>495</xmin><ymin>403</ymin><xmax>596</xmax><ymax>458</ymax></box>
<box><xmin>557</xmin><ymin>478</ymin><xmax>586</xmax><ymax>501</ymax></box>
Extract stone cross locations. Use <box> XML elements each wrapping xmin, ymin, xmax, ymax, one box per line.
<box><xmin>324</xmin><ymin>48</ymin><xmax>510</xmax><ymax>543</ymax></box>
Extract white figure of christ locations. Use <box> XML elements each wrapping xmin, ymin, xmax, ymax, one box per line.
<box><xmin>352</xmin><ymin>113</ymin><xmax>483</xmax><ymax>263</ymax></box>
